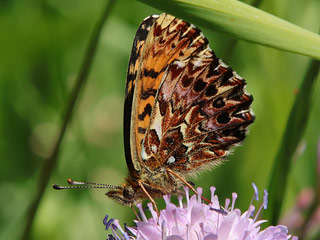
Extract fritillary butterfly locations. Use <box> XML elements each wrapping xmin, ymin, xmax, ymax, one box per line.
<box><xmin>53</xmin><ymin>13</ymin><xmax>255</xmax><ymax>213</ymax></box>
<box><xmin>106</xmin><ymin>13</ymin><xmax>255</xmax><ymax>208</ymax></box>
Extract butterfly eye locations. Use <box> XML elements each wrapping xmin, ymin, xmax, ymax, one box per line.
<box><xmin>123</xmin><ymin>186</ymin><xmax>135</xmax><ymax>200</ymax></box>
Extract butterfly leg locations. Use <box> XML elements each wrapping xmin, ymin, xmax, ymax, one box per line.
<box><xmin>131</xmin><ymin>205</ymin><xmax>141</xmax><ymax>221</ymax></box>
<box><xmin>167</xmin><ymin>168</ymin><xmax>211</xmax><ymax>204</ymax></box>
<box><xmin>138</xmin><ymin>180</ymin><xmax>160</xmax><ymax>216</ymax></box>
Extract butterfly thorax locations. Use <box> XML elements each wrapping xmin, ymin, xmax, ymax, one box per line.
<box><xmin>106</xmin><ymin>167</ymin><xmax>183</xmax><ymax>206</ymax></box>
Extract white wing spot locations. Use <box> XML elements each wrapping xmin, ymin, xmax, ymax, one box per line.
<box><xmin>218</xmin><ymin>59</ymin><xmax>229</xmax><ymax>68</ymax></box>
<box><xmin>233</xmin><ymin>70</ymin><xmax>243</xmax><ymax>80</ymax></box>
<box><xmin>151</xmin><ymin>144</ymin><xmax>157</xmax><ymax>153</ymax></box>
<box><xmin>141</xmin><ymin>147</ymin><xmax>148</xmax><ymax>161</ymax></box>
<box><xmin>153</xmin><ymin>121</ymin><xmax>162</xmax><ymax>140</ymax></box>
<box><xmin>167</xmin><ymin>156</ymin><xmax>176</xmax><ymax>164</ymax></box>
<box><xmin>236</xmin><ymin>110</ymin><xmax>249</xmax><ymax>115</ymax></box>
<box><xmin>176</xmin><ymin>60</ymin><xmax>186</xmax><ymax>68</ymax></box>
<box><xmin>194</xmin><ymin>59</ymin><xmax>202</xmax><ymax>67</ymax></box>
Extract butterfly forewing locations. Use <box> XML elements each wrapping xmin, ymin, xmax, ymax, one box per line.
<box><xmin>127</xmin><ymin>14</ymin><xmax>214</xmax><ymax>170</ymax></box>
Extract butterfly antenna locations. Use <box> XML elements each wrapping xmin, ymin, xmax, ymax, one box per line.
<box><xmin>52</xmin><ymin>179</ymin><xmax>122</xmax><ymax>190</ymax></box>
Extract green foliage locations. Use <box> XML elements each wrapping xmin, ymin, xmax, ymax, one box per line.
<box><xmin>0</xmin><ymin>0</ymin><xmax>319</xmax><ymax>240</ymax></box>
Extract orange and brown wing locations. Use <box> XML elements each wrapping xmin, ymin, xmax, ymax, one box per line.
<box><xmin>124</xmin><ymin>15</ymin><xmax>157</xmax><ymax>173</ymax></box>
<box><xmin>125</xmin><ymin>13</ymin><xmax>211</xmax><ymax>172</ymax></box>
<box><xmin>139</xmin><ymin>16</ymin><xmax>255</xmax><ymax>175</ymax></box>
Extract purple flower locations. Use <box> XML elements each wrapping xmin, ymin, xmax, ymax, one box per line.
<box><xmin>104</xmin><ymin>185</ymin><xmax>298</xmax><ymax>240</ymax></box>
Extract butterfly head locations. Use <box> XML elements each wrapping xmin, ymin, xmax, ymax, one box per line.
<box><xmin>106</xmin><ymin>184</ymin><xmax>137</xmax><ymax>206</ymax></box>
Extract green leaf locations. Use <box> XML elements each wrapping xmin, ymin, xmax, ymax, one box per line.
<box><xmin>138</xmin><ymin>0</ymin><xmax>320</xmax><ymax>59</ymax></box>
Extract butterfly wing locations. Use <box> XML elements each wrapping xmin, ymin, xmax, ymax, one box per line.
<box><xmin>137</xmin><ymin>15</ymin><xmax>255</xmax><ymax>176</ymax></box>
<box><xmin>125</xmin><ymin>14</ymin><xmax>212</xmax><ymax>173</ymax></box>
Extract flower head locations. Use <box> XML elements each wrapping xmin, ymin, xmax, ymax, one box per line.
<box><xmin>104</xmin><ymin>184</ymin><xmax>297</xmax><ymax>240</ymax></box>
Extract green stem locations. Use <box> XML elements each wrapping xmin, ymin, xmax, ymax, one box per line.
<box><xmin>266</xmin><ymin>58</ymin><xmax>320</xmax><ymax>225</ymax></box>
<box><xmin>20</xmin><ymin>1</ymin><xmax>116</xmax><ymax>239</ymax></box>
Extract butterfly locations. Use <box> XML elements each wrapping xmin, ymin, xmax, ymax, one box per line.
<box><xmin>54</xmin><ymin>13</ymin><xmax>254</xmax><ymax>214</ymax></box>
<box><xmin>105</xmin><ymin>13</ymin><xmax>254</xmax><ymax>210</ymax></box>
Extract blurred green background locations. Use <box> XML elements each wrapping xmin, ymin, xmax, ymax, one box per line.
<box><xmin>0</xmin><ymin>0</ymin><xmax>319</xmax><ymax>239</ymax></box>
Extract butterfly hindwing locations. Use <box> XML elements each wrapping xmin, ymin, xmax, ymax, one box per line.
<box><xmin>137</xmin><ymin>15</ymin><xmax>254</xmax><ymax>175</ymax></box>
